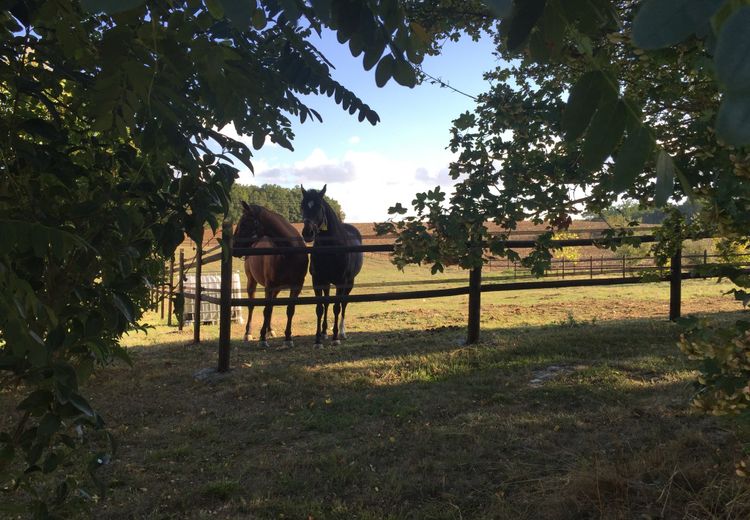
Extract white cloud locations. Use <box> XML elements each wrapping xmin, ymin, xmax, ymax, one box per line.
<box><xmin>246</xmin><ymin>148</ymin><xmax>459</xmax><ymax>221</ymax></box>
<box><xmin>348</xmin><ymin>135</ymin><xmax>361</xmax><ymax>145</ymax></box>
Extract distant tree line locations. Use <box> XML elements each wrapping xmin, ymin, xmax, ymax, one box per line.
<box><xmin>228</xmin><ymin>184</ymin><xmax>345</xmax><ymax>223</ymax></box>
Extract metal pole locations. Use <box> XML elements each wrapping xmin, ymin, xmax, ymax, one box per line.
<box><xmin>467</xmin><ymin>265</ymin><xmax>482</xmax><ymax>345</ymax></box>
<box><xmin>670</xmin><ymin>245</ymin><xmax>682</xmax><ymax>321</ymax></box>
<box><xmin>167</xmin><ymin>256</ymin><xmax>174</xmax><ymax>325</ymax></box>
<box><xmin>177</xmin><ymin>249</ymin><xmax>185</xmax><ymax>331</ymax></box>
<box><xmin>218</xmin><ymin>221</ymin><xmax>233</xmax><ymax>372</ymax></box>
<box><xmin>193</xmin><ymin>243</ymin><xmax>202</xmax><ymax>344</ymax></box>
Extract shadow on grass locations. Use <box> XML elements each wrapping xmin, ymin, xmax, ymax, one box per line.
<box><xmin>83</xmin><ymin>309</ymin><xmax>750</xmax><ymax>519</ymax></box>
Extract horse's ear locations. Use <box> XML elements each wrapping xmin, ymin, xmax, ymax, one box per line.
<box><xmin>241</xmin><ymin>201</ymin><xmax>251</xmax><ymax>213</ymax></box>
<box><xmin>300</xmin><ymin>185</ymin><xmax>306</xmax><ymax>196</ymax></box>
<box><xmin>320</xmin><ymin>184</ymin><xmax>327</xmax><ymax>197</ymax></box>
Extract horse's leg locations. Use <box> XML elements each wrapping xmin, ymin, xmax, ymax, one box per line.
<box><xmin>331</xmin><ymin>286</ymin><xmax>343</xmax><ymax>346</ymax></box>
<box><xmin>321</xmin><ymin>286</ymin><xmax>330</xmax><ymax>340</ymax></box>
<box><xmin>339</xmin><ymin>284</ymin><xmax>353</xmax><ymax>340</ymax></box>
<box><xmin>314</xmin><ymin>286</ymin><xmax>324</xmax><ymax>348</ymax></box>
<box><xmin>244</xmin><ymin>277</ymin><xmax>258</xmax><ymax>342</ymax></box>
<box><xmin>284</xmin><ymin>286</ymin><xmax>301</xmax><ymax>348</ymax></box>
<box><xmin>258</xmin><ymin>287</ymin><xmax>278</xmax><ymax>348</ymax></box>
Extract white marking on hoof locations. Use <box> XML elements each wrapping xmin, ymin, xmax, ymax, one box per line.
<box><xmin>258</xmin><ymin>340</ymin><xmax>269</xmax><ymax>348</ymax></box>
<box><xmin>320</xmin><ymin>333</ymin><xmax>328</xmax><ymax>340</ymax></box>
<box><xmin>244</xmin><ymin>334</ymin><xmax>253</xmax><ymax>342</ymax></box>
<box><xmin>339</xmin><ymin>318</ymin><xmax>346</xmax><ymax>339</ymax></box>
<box><xmin>268</xmin><ymin>329</ymin><xmax>276</xmax><ymax>338</ymax></box>
<box><xmin>283</xmin><ymin>340</ymin><xmax>294</xmax><ymax>348</ymax></box>
<box><xmin>314</xmin><ymin>343</ymin><xmax>324</xmax><ymax>349</ymax></box>
<box><xmin>332</xmin><ymin>339</ymin><xmax>341</xmax><ymax>346</ymax></box>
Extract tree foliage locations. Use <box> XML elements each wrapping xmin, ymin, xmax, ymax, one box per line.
<box><xmin>227</xmin><ymin>183</ymin><xmax>344</xmax><ymax>224</ymax></box>
<box><xmin>1</xmin><ymin>0</ymin><xmax>426</xmax><ymax>514</ymax></box>
<box><xmin>380</xmin><ymin>1</ymin><xmax>750</xmax><ymax>416</ymax></box>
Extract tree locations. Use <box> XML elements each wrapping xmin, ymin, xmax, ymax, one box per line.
<box><xmin>382</xmin><ymin>1</ymin><xmax>749</xmax><ymax>416</ymax></box>
<box><xmin>227</xmin><ymin>183</ymin><xmax>345</xmax><ymax>223</ymax></box>
<box><xmin>1</xmin><ymin>0</ymin><xmax>427</xmax><ymax>514</ymax></box>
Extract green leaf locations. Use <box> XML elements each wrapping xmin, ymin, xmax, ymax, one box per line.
<box><xmin>392</xmin><ymin>59</ymin><xmax>416</xmax><ymax>87</ymax></box>
<box><xmin>632</xmin><ymin>0</ymin><xmax>723</xmax><ymax>50</ymax></box>
<box><xmin>252</xmin><ymin>132</ymin><xmax>265</xmax><ymax>150</ymax></box>
<box><xmin>506</xmin><ymin>0</ymin><xmax>547</xmax><ymax>51</ymax></box>
<box><xmin>714</xmin><ymin>7</ymin><xmax>750</xmax><ymax>93</ymax></box>
<box><xmin>80</xmin><ymin>0</ymin><xmax>145</xmax><ymax>15</ymax></box>
<box><xmin>18</xmin><ymin>390</ymin><xmax>54</xmax><ymax>412</ymax></box>
<box><xmin>68</xmin><ymin>393</ymin><xmax>95</xmax><ymax>418</ymax></box>
<box><xmin>581</xmin><ymin>100</ymin><xmax>627</xmax><ymax>172</ymax></box>
<box><xmin>112</xmin><ymin>293</ymin><xmax>135</xmax><ymax>323</ymax></box>
<box><xmin>563</xmin><ymin>71</ymin><xmax>608</xmax><ymax>141</ymax></box>
<box><xmin>655</xmin><ymin>149</ymin><xmax>675</xmax><ymax>206</ymax></box>
<box><xmin>252</xmin><ymin>9</ymin><xmax>267</xmax><ymax>30</ymax></box>
<box><xmin>482</xmin><ymin>0</ymin><xmax>513</xmax><ymax>17</ymax></box>
<box><xmin>205</xmin><ymin>0</ymin><xmax>225</xmax><ymax>19</ymax></box>
<box><xmin>612</xmin><ymin>125</ymin><xmax>654</xmax><ymax>192</ymax></box>
<box><xmin>375</xmin><ymin>54</ymin><xmax>394</xmax><ymax>87</ymax></box>
<box><xmin>218</xmin><ymin>0</ymin><xmax>256</xmax><ymax>29</ymax></box>
<box><xmin>716</xmin><ymin>91</ymin><xmax>750</xmax><ymax>146</ymax></box>
<box><xmin>37</xmin><ymin>414</ymin><xmax>61</xmax><ymax>440</ymax></box>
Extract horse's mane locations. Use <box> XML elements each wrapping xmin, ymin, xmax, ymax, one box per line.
<box><xmin>252</xmin><ymin>205</ymin><xmax>304</xmax><ymax>247</ymax></box>
<box><xmin>320</xmin><ymin>198</ymin><xmax>345</xmax><ymax>236</ymax></box>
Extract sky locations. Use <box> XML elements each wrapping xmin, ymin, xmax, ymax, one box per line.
<box><xmin>222</xmin><ymin>30</ymin><xmax>500</xmax><ymax>222</ymax></box>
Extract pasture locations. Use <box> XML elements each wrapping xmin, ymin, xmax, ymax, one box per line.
<box><xmin>4</xmin><ymin>256</ymin><xmax>750</xmax><ymax>518</ymax></box>
<box><xmin>94</xmin><ymin>254</ymin><xmax>750</xmax><ymax>519</ymax></box>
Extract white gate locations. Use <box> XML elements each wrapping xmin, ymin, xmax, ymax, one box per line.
<box><xmin>183</xmin><ymin>272</ymin><xmax>244</xmax><ymax>324</ymax></box>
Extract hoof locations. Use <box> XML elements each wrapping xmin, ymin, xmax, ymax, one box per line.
<box><xmin>332</xmin><ymin>339</ymin><xmax>341</xmax><ymax>346</ymax></box>
<box><xmin>314</xmin><ymin>343</ymin><xmax>324</xmax><ymax>349</ymax></box>
<box><xmin>320</xmin><ymin>333</ymin><xmax>328</xmax><ymax>340</ymax></box>
<box><xmin>243</xmin><ymin>334</ymin><xmax>253</xmax><ymax>342</ymax></box>
<box><xmin>258</xmin><ymin>340</ymin><xmax>269</xmax><ymax>349</ymax></box>
<box><xmin>268</xmin><ymin>329</ymin><xmax>276</xmax><ymax>338</ymax></box>
<box><xmin>339</xmin><ymin>333</ymin><xmax>347</xmax><ymax>340</ymax></box>
<box><xmin>283</xmin><ymin>340</ymin><xmax>294</xmax><ymax>348</ymax></box>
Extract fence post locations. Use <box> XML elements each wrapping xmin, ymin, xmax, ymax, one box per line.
<box><xmin>218</xmin><ymin>221</ymin><xmax>233</xmax><ymax>373</ymax></box>
<box><xmin>193</xmin><ymin>243</ymin><xmax>202</xmax><ymax>344</ymax></box>
<box><xmin>177</xmin><ymin>249</ymin><xmax>185</xmax><ymax>331</ymax></box>
<box><xmin>669</xmin><ymin>245</ymin><xmax>682</xmax><ymax>321</ymax></box>
<box><xmin>561</xmin><ymin>258</ymin><xmax>565</xmax><ymax>279</ymax></box>
<box><xmin>167</xmin><ymin>256</ymin><xmax>174</xmax><ymax>325</ymax></box>
<box><xmin>703</xmin><ymin>249</ymin><xmax>707</xmax><ymax>266</ymax></box>
<box><xmin>160</xmin><ymin>283</ymin><xmax>165</xmax><ymax>317</ymax></box>
<box><xmin>622</xmin><ymin>255</ymin><xmax>626</xmax><ymax>278</ymax></box>
<box><xmin>589</xmin><ymin>256</ymin><xmax>593</xmax><ymax>279</ymax></box>
<box><xmin>467</xmin><ymin>265</ymin><xmax>482</xmax><ymax>345</ymax></box>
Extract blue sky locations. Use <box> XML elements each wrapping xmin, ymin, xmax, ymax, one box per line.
<box><xmin>223</xmin><ymin>30</ymin><xmax>500</xmax><ymax>222</ymax></box>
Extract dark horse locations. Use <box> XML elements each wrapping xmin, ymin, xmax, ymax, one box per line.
<box><xmin>300</xmin><ymin>185</ymin><xmax>363</xmax><ymax>346</ymax></box>
<box><xmin>232</xmin><ymin>202</ymin><xmax>308</xmax><ymax>348</ymax></box>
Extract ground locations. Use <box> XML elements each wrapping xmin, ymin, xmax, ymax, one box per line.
<box><xmin>4</xmin><ymin>256</ymin><xmax>750</xmax><ymax>518</ymax></box>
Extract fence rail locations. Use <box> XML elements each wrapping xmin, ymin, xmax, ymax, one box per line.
<box><xmin>149</xmin><ymin>223</ymin><xmax>748</xmax><ymax>374</ymax></box>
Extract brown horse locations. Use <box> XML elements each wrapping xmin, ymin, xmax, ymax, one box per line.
<box><xmin>232</xmin><ymin>202</ymin><xmax>308</xmax><ymax>348</ymax></box>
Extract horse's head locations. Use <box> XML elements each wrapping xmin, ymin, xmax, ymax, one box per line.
<box><xmin>300</xmin><ymin>184</ymin><xmax>328</xmax><ymax>243</ymax></box>
<box><xmin>233</xmin><ymin>201</ymin><xmax>263</xmax><ymax>256</ymax></box>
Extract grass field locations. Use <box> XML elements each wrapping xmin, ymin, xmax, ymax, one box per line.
<box><xmin>4</xmin><ymin>255</ymin><xmax>750</xmax><ymax>518</ymax></box>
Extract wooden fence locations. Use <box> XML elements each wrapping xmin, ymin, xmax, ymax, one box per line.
<box><xmin>150</xmin><ymin>223</ymin><xmax>750</xmax><ymax>373</ymax></box>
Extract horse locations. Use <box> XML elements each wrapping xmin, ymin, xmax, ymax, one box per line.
<box><xmin>232</xmin><ymin>202</ymin><xmax>309</xmax><ymax>348</ymax></box>
<box><xmin>300</xmin><ymin>184</ymin><xmax>363</xmax><ymax>347</ymax></box>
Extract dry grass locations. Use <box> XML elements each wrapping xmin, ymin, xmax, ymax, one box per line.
<box><xmin>3</xmin><ymin>274</ymin><xmax>750</xmax><ymax>519</ymax></box>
